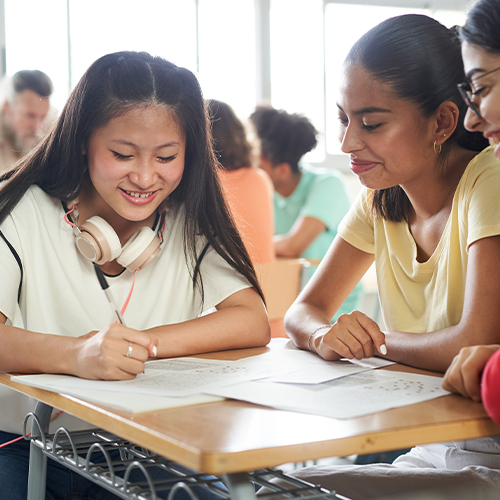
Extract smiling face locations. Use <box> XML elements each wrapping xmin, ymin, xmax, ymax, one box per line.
<box><xmin>85</xmin><ymin>105</ymin><xmax>185</xmax><ymax>225</ymax></box>
<box><xmin>337</xmin><ymin>63</ymin><xmax>436</xmax><ymax>191</ymax></box>
<box><xmin>462</xmin><ymin>41</ymin><xmax>500</xmax><ymax>160</ymax></box>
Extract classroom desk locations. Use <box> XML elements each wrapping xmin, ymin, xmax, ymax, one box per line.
<box><xmin>2</xmin><ymin>339</ymin><xmax>500</xmax><ymax>500</ymax></box>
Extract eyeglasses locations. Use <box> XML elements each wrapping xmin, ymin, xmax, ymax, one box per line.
<box><xmin>458</xmin><ymin>65</ymin><xmax>500</xmax><ymax>120</ymax></box>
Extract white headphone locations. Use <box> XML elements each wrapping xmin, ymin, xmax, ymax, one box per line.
<box><xmin>67</xmin><ymin>202</ymin><xmax>163</xmax><ymax>272</ymax></box>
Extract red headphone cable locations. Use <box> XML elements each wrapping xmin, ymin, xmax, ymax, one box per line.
<box><xmin>0</xmin><ymin>411</ymin><xmax>64</xmax><ymax>448</ymax></box>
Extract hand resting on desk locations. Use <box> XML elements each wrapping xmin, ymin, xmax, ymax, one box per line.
<box><xmin>311</xmin><ymin>310</ymin><xmax>387</xmax><ymax>361</ymax></box>
<box><xmin>443</xmin><ymin>345</ymin><xmax>500</xmax><ymax>425</ymax></box>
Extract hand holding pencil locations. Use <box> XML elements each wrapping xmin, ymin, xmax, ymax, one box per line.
<box><xmin>66</xmin><ymin>264</ymin><xmax>159</xmax><ymax>380</ymax></box>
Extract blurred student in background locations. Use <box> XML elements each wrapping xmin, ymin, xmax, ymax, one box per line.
<box><xmin>250</xmin><ymin>106</ymin><xmax>362</xmax><ymax>318</ymax></box>
<box><xmin>208</xmin><ymin>99</ymin><xmax>274</xmax><ymax>264</ymax></box>
<box><xmin>0</xmin><ymin>69</ymin><xmax>54</xmax><ymax>174</ymax></box>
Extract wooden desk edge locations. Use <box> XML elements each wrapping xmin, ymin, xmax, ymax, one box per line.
<box><xmin>203</xmin><ymin>419</ymin><xmax>500</xmax><ymax>473</ymax></box>
<box><xmin>0</xmin><ymin>374</ymin><xmax>206</xmax><ymax>467</ymax></box>
<box><xmin>2</xmin><ymin>372</ymin><xmax>500</xmax><ymax>474</ymax></box>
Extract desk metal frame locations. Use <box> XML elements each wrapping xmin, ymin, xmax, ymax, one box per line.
<box><xmin>25</xmin><ymin>401</ymin><xmax>350</xmax><ymax>500</ymax></box>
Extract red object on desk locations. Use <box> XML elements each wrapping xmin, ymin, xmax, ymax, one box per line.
<box><xmin>482</xmin><ymin>349</ymin><xmax>500</xmax><ymax>425</ymax></box>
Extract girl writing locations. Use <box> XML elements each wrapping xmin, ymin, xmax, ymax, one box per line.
<box><xmin>0</xmin><ymin>51</ymin><xmax>270</xmax><ymax>499</ymax></box>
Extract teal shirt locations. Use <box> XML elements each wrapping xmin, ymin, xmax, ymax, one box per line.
<box><xmin>274</xmin><ymin>165</ymin><xmax>362</xmax><ymax>318</ymax></box>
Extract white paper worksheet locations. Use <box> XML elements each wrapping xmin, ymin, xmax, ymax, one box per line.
<box><xmin>11</xmin><ymin>373</ymin><xmax>223</xmax><ymax>413</ymax></box>
<box><xmin>32</xmin><ymin>356</ymin><xmax>299</xmax><ymax>397</ymax></box>
<box><xmin>12</xmin><ymin>340</ymin><xmax>399</xmax><ymax>413</ymax></box>
<box><xmin>208</xmin><ymin>369</ymin><xmax>450</xmax><ymax>419</ymax></box>
<box><xmin>36</xmin><ymin>350</ymin><xmax>392</xmax><ymax>395</ymax></box>
<box><xmin>264</xmin><ymin>353</ymin><xmax>395</xmax><ymax>384</ymax></box>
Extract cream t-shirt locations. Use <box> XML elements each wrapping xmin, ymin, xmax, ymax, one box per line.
<box><xmin>0</xmin><ymin>185</ymin><xmax>251</xmax><ymax>434</ymax></box>
<box><xmin>338</xmin><ymin>147</ymin><xmax>500</xmax><ymax>334</ymax></box>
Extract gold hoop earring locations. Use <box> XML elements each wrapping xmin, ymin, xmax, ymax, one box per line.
<box><xmin>434</xmin><ymin>133</ymin><xmax>446</xmax><ymax>154</ymax></box>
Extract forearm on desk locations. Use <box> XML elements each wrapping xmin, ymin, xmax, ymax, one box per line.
<box><xmin>284</xmin><ymin>236</ymin><xmax>374</xmax><ymax>351</ymax></box>
<box><xmin>0</xmin><ymin>319</ymin><xmax>81</xmax><ymax>374</ymax></box>
<box><xmin>284</xmin><ymin>301</ymin><xmax>334</xmax><ymax>351</ymax></box>
<box><xmin>147</xmin><ymin>287</ymin><xmax>271</xmax><ymax>358</ymax></box>
<box><xmin>385</xmin><ymin>324</ymin><xmax>500</xmax><ymax>373</ymax></box>
<box><xmin>0</xmin><ymin>288</ymin><xmax>270</xmax><ymax>375</ymax></box>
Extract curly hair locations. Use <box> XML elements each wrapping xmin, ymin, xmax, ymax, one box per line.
<box><xmin>249</xmin><ymin>106</ymin><xmax>318</xmax><ymax>174</ymax></box>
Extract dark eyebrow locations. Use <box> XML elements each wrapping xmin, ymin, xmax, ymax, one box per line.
<box><xmin>337</xmin><ymin>103</ymin><xmax>392</xmax><ymax>115</ymax></box>
<box><xmin>111</xmin><ymin>139</ymin><xmax>180</xmax><ymax>148</ymax></box>
<box><xmin>466</xmin><ymin>68</ymin><xmax>484</xmax><ymax>80</ymax></box>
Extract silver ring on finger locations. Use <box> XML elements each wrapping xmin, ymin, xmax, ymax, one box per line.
<box><xmin>126</xmin><ymin>342</ymin><xmax>133</xmax><ymax>358</ymax></box>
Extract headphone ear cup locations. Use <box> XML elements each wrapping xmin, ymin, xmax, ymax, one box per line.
<box><xmin>75</xmin><ymin>216</ymin><xmax>122</xmax><ymax>265</ymax></box>
<box><xmin>118</xmin><ymin>227</ymin><xmax>161</xmax><ymax>271</ymax></box>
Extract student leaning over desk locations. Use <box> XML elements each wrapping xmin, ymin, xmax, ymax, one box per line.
<box><xmin>0</xmin><ymin>51</ymin><xmax>270</xmax><ymax>500</ymax></box>
<box><xmin>267</xmin><ymin>13</ymin><xmax>500</xmax><ymax>500</ymax></box>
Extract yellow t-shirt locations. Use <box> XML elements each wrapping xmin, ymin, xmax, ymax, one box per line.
<box><xmin>338</xmin><ymin>147</ymin><xmax>500</xmax><ymax>333</ymax></box>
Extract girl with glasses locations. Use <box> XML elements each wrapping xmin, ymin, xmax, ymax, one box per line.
<box><xmin>457</xmin><ymin>0</ymin><xmax>500</xmax><ymax>161</ymax></box>
<box><xmin>269</xmin><ymin>13</ymin><xmax>500</xmax><ymax>500</ymax></box>
<box><xmin>444</xmin><ymin>0</ymin><xmax>500</xmax><ymax>435</ymax></box>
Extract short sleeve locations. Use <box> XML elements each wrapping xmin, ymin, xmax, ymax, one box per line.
<box><xmin>338</xmin><ymin>188</ymin><xmax>375</xmax><ymax>254</ymax></box>
<box><xmin>0</xmin><ymin>216</ymin><xmax>23</xmax><ymax>324</ymax></box>
<box><xmin>197</xmin><ymin>245</ymin><xmax>252</xmax><ymax>311</ymax></box>
<box><xmin>462</xmin><ymin>149</ymin><xmax>500</xmax><ymax>249</ymax></box>
<box><xmin>300</xmin><ymin>172</ymin><xmax>350</xmax><ymax>231</ymax></box>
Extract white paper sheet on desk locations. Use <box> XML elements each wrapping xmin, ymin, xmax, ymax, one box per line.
<box><xmin>12</xmin><ymin>346</ymin><xmax>396</xmax><ymax>408</ymax></box>
<box><xmin>239</xmin><ymin>346</ymin><xmax>395</xmax><ymax>384</ymax></box>
<box><xmin>241</xmin><ymin>343</ymin><xmax>395</xmax><ymax>371</ymax></box>
<box><xmin>264</xmin><ymin>356</ymin><xmax>395</xmax><ymax>384</ymax></box>
<box><xmin>207</xmin><ymin>369</ymin><xmax>450</xmax><ymax>419</ymax></box>
<box><xmin>12</xmin><ymin>374</ymin><xmax>223</xmax><ymax>413</ymax></box>
<box><xmin>33</xmin><ymin>356</ymin><xmax>300</xmax><ymax>397</ymax></box>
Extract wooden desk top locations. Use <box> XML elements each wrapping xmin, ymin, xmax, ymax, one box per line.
<box><xmin>2</xmin><ymin>340</ymin><xmax>499</xmax><ymax>475</ymax></box>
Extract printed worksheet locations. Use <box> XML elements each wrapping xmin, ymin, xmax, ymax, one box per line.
<box><xmin>232</xmin><ymin>344</ymin><xmax>395</xmax><ymax>384</ymax></box>
<box><xmin>264</xmin><ymin>355</ymin><xmax>395</xmax><ymax>384</ymax></box>
<box><xmin>13</xmin><ymin>339</ymin><xmax>399</xmax><ymax>409</ymax></box>
<box><xmin>11</xmin><ymin>373</ymin><xmax>223</xmax><ymax>413</ymax></box>
<box><xmin>38</xmin><ymin>356</ymin><xmax>299</xmax><ymax>397</ymax></box>
<box><xmin>208</xmin><ymin>369</ymin><xmax>449</xmax><ymax>419</ymax></box>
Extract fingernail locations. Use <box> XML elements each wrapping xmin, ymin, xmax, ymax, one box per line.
<box><xmin>380</xmin><ymin>344</ymin><xmax>387</xmax><ymax>355</ymax></box>
<box><xmin>152</xmin><ymin>345</ymin><xmax>157</xmax><ymax>357</ymax></box>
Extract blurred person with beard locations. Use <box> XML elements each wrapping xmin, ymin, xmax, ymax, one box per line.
<box><xmin>0</xmin><ymin>69</ymin><xmax>54</xmax><ymax>174</ymax></box>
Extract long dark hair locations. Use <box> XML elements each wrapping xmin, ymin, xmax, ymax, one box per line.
<box><xmin>0</xmin><ymin>51</ymin><xmax>264</xmax><ymax>303</ymax></box>
<box><xmin>461</xmin><ymin>0</ymin><xmax>500</xmax><ymax>53</ymax></box>
<box><xmin>249</xmin><ymin>106</ymin><xmax>318</xmax><ymax>174</ymax></box>
<box><xmin>208</xmin><ymin>99</ymin><xmax>252</xmax><ymax>171</ymax></box>
<box><xmin>345</xmin><ymin>14</ymin><xmax>488</xmax><ymax>222</ymax></box>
